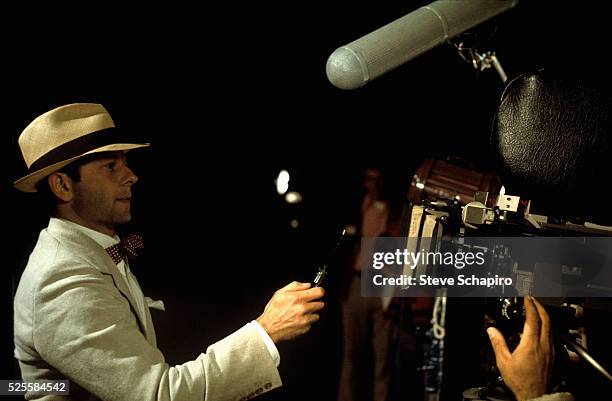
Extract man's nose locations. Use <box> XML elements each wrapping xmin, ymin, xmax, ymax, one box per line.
<box><xmin>123</xmin><ymin>165</ymin><xmax>139</xmax><ymax>186</ymax></box>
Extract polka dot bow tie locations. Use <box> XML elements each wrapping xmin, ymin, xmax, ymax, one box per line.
<box><xmin>105</xmin><ymin>234</ymin><xmax>144</xmax><ymax>265</ymax></box>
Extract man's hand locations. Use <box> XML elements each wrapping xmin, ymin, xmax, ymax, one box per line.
<box><xmin>256</xmin><ymin>281</ymin><xmax>325</xmax><ymax>343</ymax></box>
<box><xmin>487</xmin><ymin>296</ymin><xmax>554</xmax><ymax>401</ymax></box>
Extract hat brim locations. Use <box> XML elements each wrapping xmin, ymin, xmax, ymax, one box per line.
<box><xmin>13</xmin><ymin>143</ymin><xmax>150</xmax><ymax>193</ymax></box>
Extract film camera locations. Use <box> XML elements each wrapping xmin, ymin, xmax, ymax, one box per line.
<box><xmin>403</xmin><ymin>191</ymin><xmax>612</xmax><ymax>401</ymax></box>
<box><xmin>399</xmin><ymin>71</ymin><xmax>612</xmax><ymax>401</ymax></box>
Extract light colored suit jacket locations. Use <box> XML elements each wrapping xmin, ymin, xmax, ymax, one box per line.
<box><xmin>14</xmin><ymin>218</ymin><xmax>282</xmax><ymax>401</ymax></box>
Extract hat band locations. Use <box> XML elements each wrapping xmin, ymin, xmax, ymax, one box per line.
<box><xmin>28</xmin><ymin>128</ymin><xmax>131</xmax><ymax>173</ymax></box>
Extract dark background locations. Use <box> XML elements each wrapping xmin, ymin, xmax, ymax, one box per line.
<box><xmin>3</xmin><ymin>1</ymin><xmax>611</xmax><ymax>400</ymax></box>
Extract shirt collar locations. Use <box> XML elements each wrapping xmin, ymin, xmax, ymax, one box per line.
<box><xmin>50</xmin><ymin>217</ymin><xmax>119</xmax><ymax>249</ymax></box>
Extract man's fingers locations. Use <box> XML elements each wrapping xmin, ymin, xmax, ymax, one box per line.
<box><xmin>307</xmin><ymin>313</ymin><xmax>320</xmax><ymax>324</ymax></box>
<box><xmin>487</xmin><ymin>327</ymin><xmax>511</xmax><ymax>365</ymax></box>
<box><xmin>280</xmin><ymin>281</ymin><xmax>311</xmax><ymax>292</ymax></box>
<box><xmin>523</xmin><ymin>296</ymin><xmax>541</xmax><ymax>341</ymax></box>
<box><xmin>531</xmin><ymin>297</ymin><xmax>551</xmax><ymax>346</ymax></box>
<box><xmin>300</xmin><ymin>286</ymin><xmax>325</xmax><ymax>301</ymax></box>
<box><xmin>303</xmin><ymin>301</ymin><xmax>325</xmax><ymax>313</ymax></box>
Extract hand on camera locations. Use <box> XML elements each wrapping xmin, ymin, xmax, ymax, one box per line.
<box><xmin>487</xmin><ymin>296</ymin><xmax>554</xmax><ymax>401</ymax></box>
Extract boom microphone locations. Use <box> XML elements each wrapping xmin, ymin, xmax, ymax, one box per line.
<box><xmin>326</xmin><ymin>0</ymin><xmax>518</xmax><ymax>90</ymax></box>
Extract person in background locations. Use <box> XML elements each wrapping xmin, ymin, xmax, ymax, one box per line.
<box><xmin>337</xmin><ymin>167</ymin><xmax>395</xmax><ymax>401</ymax></box>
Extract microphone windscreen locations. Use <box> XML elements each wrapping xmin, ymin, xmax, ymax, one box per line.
<box><xmin>326</xmin><ymin>0</ymin><xmax>518</xmax><ymax>90</ymax></box>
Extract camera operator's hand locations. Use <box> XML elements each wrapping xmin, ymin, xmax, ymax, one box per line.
<box><xmin>256</xmin><ymin>281</ymin><xmax>325</xmax><ymax>343</ymax></box>
<box><xmin>487</xmin><ymin>296</ymin><xmax>553</xmax><ymax>401</ymax></box>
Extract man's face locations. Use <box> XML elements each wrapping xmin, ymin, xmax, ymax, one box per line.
<box><xmin>70</xmin><ymin>151</ymin><xmax>138</xmax><ymax>235</ymax></box>
<box><xmin>364</xmin><ymin>169</ymin><xmax>381</xmax><ymax>194</ymax></box>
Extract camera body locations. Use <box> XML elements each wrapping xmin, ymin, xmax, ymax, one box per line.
<box><xmin>403</xmin><ymin>191</ymin><xmax>612</xmax><ymax>401</ymax></box>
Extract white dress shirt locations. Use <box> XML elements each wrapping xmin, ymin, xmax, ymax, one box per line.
<box><xmin>52</xmin><ymin>217</ymin><xmax>280</xmax><ymax>366</ymax></box>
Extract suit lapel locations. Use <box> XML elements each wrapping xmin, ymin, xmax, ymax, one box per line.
<box><xmin>126</xmin><ymin>268</ymin><xmax>157</xmax><ymax>346</ymax></box>
<box><xmin>46</xmin><ymin>219</ymin><xmax>153</xmax><ymax>344</ymax></box>
<box><xmin>103</xmin><ymin>264</ymin><xmax>150</xmax><ymax>340</ymax></box>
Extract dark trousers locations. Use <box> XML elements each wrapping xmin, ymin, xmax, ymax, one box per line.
<box><xmin>338</xmin><ymin>275</ymin><xmax>394</xmax><ymax>401</ymax></box>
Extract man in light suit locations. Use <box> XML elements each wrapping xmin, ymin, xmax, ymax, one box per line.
<box><xmin>13</xmin><ymin>103</ymin><xmax>325</xmax><ymax>401</ymax></box>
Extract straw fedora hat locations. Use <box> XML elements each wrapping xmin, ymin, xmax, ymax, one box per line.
<box><xmin>14</xmin><ymin>103</ymin><xmax>149</xmax><ymax>193</ymax></box>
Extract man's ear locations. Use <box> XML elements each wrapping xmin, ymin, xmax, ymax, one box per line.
<box><xmin>47</xmin><ymin>172</ymin><xmax>74</xmax><ymax>202</ymax></box>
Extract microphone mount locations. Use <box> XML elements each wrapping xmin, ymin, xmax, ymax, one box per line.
<box><xmin>449</xmin><ymin>38</ymin><xmax>508</xmax><ymax>82</ymax></box>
